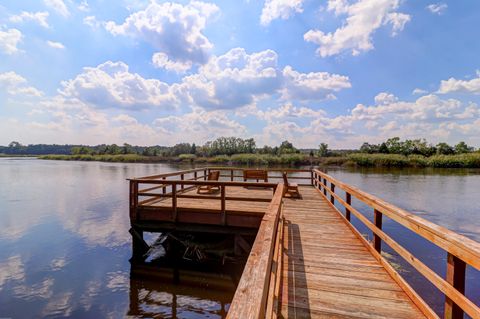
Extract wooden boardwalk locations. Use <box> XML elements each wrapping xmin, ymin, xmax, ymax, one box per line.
<box><xmin>129</xmin><ymin>167</ymin><xmax>480</xmax><ymax>319</ymax></box>
<box><xmin>280</xmin><ymin>186</ymin><xmax>425</xmax><ymax>318</ymax></box>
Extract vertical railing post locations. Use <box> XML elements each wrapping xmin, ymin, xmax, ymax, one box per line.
<box><xmin>129</xmin><ymin>180</ymin><xmax>138</xmax><ymax>221</ymax></box>
<box><xmin>345</xmin><ymin>192</ymin><xmax>351</xmax><ymax>222</ymax></box>
<box><xmin>172</xmin><ymin>183</ymin><xmax>177</xmax><ymax>222</ymax></box>
<box><xmin>194</xmin><ymin>171</ymin><xmax>198</xmax><ymax>180</ymax></box>
<box><xmin>323</xmin><ymin>177</ymin><xmax>327</xmax><ymax>196</ymax></box>
<box><xmin>180</xmin><ymin>173</ymin><xmax>184</xmax><ymax>190</ymax></box>
<box><xmin>204</xmin><ymin>169</ymin><xmax>207</xmax><ymax>180</ymax></box>
<box><xmin>162</xmin><ymin>177</ymin><xmax>166</xmax><ymax>194</ymax></box>
<box><xmin>330</xmin><ymin>183</ymin><xmax>335</xmax><ymax>204</ymax></box>
<box><xmin>310</xmin><ymin>170</ymin><xmax>314</xmax><ymax>186</ymax></box>
<box><xmin>373</xmin><ymin>209</ymin><xmax>382</xmax><ymax>252</ymax></box>
<box><xmin>444</xmin><ymin>253</ymin><xmax>466</xmax><ymax>319</ymax></box>
<box><xmin>221</xmin><ymin>185</ymin><xmax>226</xmax><ymax>225</ymax></box>
<box><xmin>231</xmin><ymin>169</ymin><xmax>234</xmax><ymax>181</ymax></box>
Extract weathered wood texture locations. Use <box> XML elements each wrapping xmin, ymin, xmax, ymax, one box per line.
<box><xmin>313</xmin><ymin>169</ymin><xmax>480</xmax><ymax>319</ymax></box>
<box><xmin>128</xmin><ymin>168</ymin><xmax>480</xmax><ymax>319</ymax></box>
<box><xmin>279</xmin><ymin>186</ymin><xmax>427</xmax><ymax>319</ymax></box>
<box><xmin>227</xmin><ymin>184</ymin><xmax>284</xmax><ymax>319</ymax></box>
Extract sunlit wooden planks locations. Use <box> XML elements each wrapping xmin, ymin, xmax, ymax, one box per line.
<box><xmin>278</xmin><ymin>186</ymin><xmax>426</xmax><ymax>319</ymax></box>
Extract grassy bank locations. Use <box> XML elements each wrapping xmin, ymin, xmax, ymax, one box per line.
<box><xmin>347</xmin><ymin>153</ymin><xmax>480</xmax><ymax>168</ymax></box>
<box><xmin>39</xmin><ymin>153</ymin><xmax>349</xmax><ymax>166</ymax></box>
<box><xmin>39</xmin><ymin>153</ymin><xmax>480</xmax><ymax>168</ymax></box>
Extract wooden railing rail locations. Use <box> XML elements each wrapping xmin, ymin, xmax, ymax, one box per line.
<box><xmin>312</xmin><ymin>169</ymin><xmax>480</xmax><ymax>319</ymax></box>
<box><xmin>227</xmin><ymin>184</ymin><xmax>284</xmax><ymax>319</ymax></box>
<box><xmin>129</xmin><ymin>178</ymin><xmax>280</xmax><ymax>224</ymax></box>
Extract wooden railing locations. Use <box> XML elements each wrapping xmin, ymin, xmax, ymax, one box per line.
<box><xmin>227</xmin><ymin>184</ymin><xmax>285</xmax><ymax>319</ymax></box>
<box><xmin>129</xmin><ymin>167</ymin><xmax>313</xmax><ymax>223</ymax></box>
<box><xmin>312</xmin><ymin>169</ymin><xmax>480</xmax><ymax>319</ymax></box>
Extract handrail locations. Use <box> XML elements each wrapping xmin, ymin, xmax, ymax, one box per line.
<box><xmin>313</xmin><ymin>169</ymin><xmax>480</xmax><ymax>319</ymax></box>
<box><xmin>227</xmin><ymin>184</ymin><xmax>284</xmax><ymax>319</ymax></box>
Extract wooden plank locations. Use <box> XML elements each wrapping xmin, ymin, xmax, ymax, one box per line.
<box><xmin>318</xmin><ymin>183</ymin><xmax>480</xmax><ymax>318</ymax></box>
<box><xmin>279</xmin><ymin>186</ymin><xmax>429</xmax><ymax>319</ymax></box>
<box><xmin>227</xmin><ymin>184</ymin><xmax>284</xmax><ymax>319</ymax></box>
<box><xmin>314</xmin><ymin>169</ymin><xmax>480</xmax><ymax>271</ymax></box>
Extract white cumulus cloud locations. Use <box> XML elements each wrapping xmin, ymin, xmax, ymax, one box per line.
<box><xmin>47</xmin><ymin>41</ymin><xmax>65</xmax><ymax>49</ymax></box>
<box><xmin>59</xmin><ymin>61</ymin><xmax>180</xmax><ymax>109</ymax></box>
<box><xmin>437</xmin><ymin>71</ymin><xmax>480</xmax><ymax>95</ymax></box>
<box><xmin>44</xmin><ymin>0</ymin><xmax>70</xmax><ymax>17</ymax></box>
<box><xmin>281</xmin><ymin>65</ymin><xmax>351</xmax><ymax>100</ymax></box>
<box><xmin>427</xmin><ymin>3</ymin><xmax>447</xmax><ymax>15</ymax></box>
<box><xmin>152</xmin><ymin>52</ymin><xmax>192</xmax><ymax>73</ymax></box>
<box><xmin>9</xmin><ymin>11</ymin><xmax>50</xmax><ymax>28</ymax></box>
<box><xmin>304</xmin><ymin>0</ymin><xmax>410</xmax><ymax>57</ymax></box>
<box><xmin>179</xmin><ymin>48</ymin><xmax>351</xmax><ymax>110</ymax></box>
<box><xmin>105</xmin><ymin>1</ymin><xmax>219</xmax><ymax>71</ymax></box>
<box><xmin>153</xmin><ymin>109</ymin><xmax>246</xmax><ymax>141</ymax></box>
<box><xmin>260</xmin><ymin>0</ymin><xmax>304</xmax><ymax>25</ymax></box>
<box><xmin>0</xmin><ymin>71</ymin><xmax>44</xmax><ymax>97</ymax></box>
<box><xmin>0</xmin><ymin>28</ymin><xmax>23</xmax><ymax>55</ymax></box>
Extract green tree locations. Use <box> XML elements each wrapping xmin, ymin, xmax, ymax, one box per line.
<box><xmin>279</xmin><ymin>140</ymin><xmax>297</xmax><ymax>154</ymax></box>
<box><xmin>454</xmin><ymin>141</ymin><xmax>473</xmax><ymax>154</ymax></box>
<box><xmin>378</xmin><ymin>143</ymin><xmax>389</xmax><ymax>153</ymax></box>
<box><xmin>318</xmin><ymin>143</ymin><xmax>328</xmax><ymax>157</ymax></box>
<box><xmin>359</xmin><ymin>142</ymin><xmax>379</xmax><ymax>154</ymax></box>
<box><xmin>436</xmin><ymin>142</ymin><xmax>454</xmax><ymax>155</ymax></box>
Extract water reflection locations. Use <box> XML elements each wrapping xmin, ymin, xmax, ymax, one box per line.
<box><xmin>1</xmin><ymin>159</ymin><xmax>480</xmax><ymax>317</ymax></box>
<box><xmin>128</xmin><ymin>261</ymin><xmax>234</xmax><ymax>318</ymax></box>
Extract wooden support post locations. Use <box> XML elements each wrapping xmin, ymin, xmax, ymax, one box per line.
<box><xmin>162</xmin><ymin>177</ymin><xmax>166</xmax><ymax>194</ymax></box>
<box><xmin>129</xmin><ymin>227</ymin><xmax>149</xmax><ymax>258</ymax></box>
<box><xmin>330</xmin><ymin>183</ymin><xmax>335</xmax><ymax>204</ymax></box>
<box><xmin>231</xmin><ymin>169</ymin><xmax>234</xmax><ymax>181</ymax></box>
<box><xmin>373</xmin><ymin>209</ymin><xmax>382</xmax><ymax>252</ymax></box>
<box><xmin>204</xmin><ymin>169</ymin><xmax>207</xmax><ymax>180</ymax></box>
<box><xmin>444</xmin><ymin>253</ymin><xmax>466</xmax><ymax>319</ymax></box>
<box><xmin>310</xmin><ymin>171</ymin><xmax>314</xmax><ymax>186</ymax></box>
<box><xmin>221</xmin><ymin>185</ymin><xmax>226</xmax><ymax>225</ymax></box>
<box><xmin>234</xmin><ymin>235</ymin><xmax>251</xmax><ymax>255</ymax></box>
<box><xmin>181</xmin><ymin>174</ymin><xmax>184</xmax><ymax>190</ymax></box>
<box><xmin>194</xmin><ymin>171</ymin><xmax>197</xmax><ymax>180</ymax></box>
<box><xmin>323</xmin><ymin>177</ymin><xmax>327</xmax><ymax>196</ymax></box>
<box><xmin>172</xmin><ymin>183</ymin><xmax>177</xmax><ymax>221</ymax></box>
<box><xmin>345</xmin><ymin>192</ymin><xmax>351</xmax><ymax>222</ymax></box>
<box><xmin>129</xmin><ymin>180</ymin><xmax>136</xmax><ymax>221</ymax></box>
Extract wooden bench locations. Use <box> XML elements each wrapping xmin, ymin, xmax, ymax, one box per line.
<box><xmin>243</xmin><ymin>169</ymin><xmax>268</xmax><ymax>182</ymax></box>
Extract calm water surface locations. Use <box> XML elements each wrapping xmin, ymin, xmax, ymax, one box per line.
<box><xmin>1</xmin><ymin>159</ymin><xmax>479</xmax><ymax>317</ymax></box>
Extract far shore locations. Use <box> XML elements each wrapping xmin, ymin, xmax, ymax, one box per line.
<box><xmin>35</xmin><ymin>153</ymin><xmax>480</xmax><ymax>168</ymax></box>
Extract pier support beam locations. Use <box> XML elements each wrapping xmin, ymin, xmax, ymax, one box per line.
<box><xmin>373</xmin><ymin>209</ymin><xmax>382</xmax><ymax>252</ymax></box>
<box><xmin>444</xmin><ymin>252</ymin><xmax>466</xmax><ymax>319</ymax></box>
<box><xmin>129</xmin><ymin>227</ymin><xmax>150</xmax><ymax>260</ymax></box>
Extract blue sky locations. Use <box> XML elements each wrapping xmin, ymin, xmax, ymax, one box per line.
<box><xmin>0</xmin><ymin>0</ymin><xmax>479</xmax><ymax>148</ymax></box>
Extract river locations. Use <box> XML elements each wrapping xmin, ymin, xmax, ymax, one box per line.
<box><xmin>0</xmin><ymin>158</ymin><xmax>479</xmax><ymax>317</ymax></box>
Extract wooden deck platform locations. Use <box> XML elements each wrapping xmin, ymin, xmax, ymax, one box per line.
<box><xmin>147</xmin><ymin>186</ymin><xmax>272</xmax><ymax>213</ymax></box>
<box><xmin>280</xmin><ymin>186</ymin><xmax>425</xmax><ymax>318</ymax></box>
<box><xmin>129</xmin><ymin>167</ymin><xmax>480</xmax><ymax>319</ymax></box>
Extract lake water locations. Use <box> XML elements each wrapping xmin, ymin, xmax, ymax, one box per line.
<box><xmin>0</xmin><ymin>159</ymin><xmax>479</xmax><ymax>317</ymax></box>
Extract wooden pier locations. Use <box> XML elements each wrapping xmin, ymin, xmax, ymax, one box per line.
<box><xmin>128</xmin><ymin>167</ymin><xmax>480</xmax><ymax>319</ymax></box>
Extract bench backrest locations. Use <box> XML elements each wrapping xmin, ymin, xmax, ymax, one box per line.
<box><xmin>208</xmin><ymin>170</ymin><xmax>220</xmax><ymax>181</ymax></box>
<box><xmin>243</xmin><ymin>169</ymin><xmax>268</xmax><ymax>181</ymax></box>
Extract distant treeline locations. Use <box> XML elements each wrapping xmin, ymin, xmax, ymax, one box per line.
<box><xmin>359</xmin><ymin>137</ymin><xmax>475</xmax><ymax>156</ymax></box>
<box><xmin>2</xmin><ymin>137</ymin><xmax>319</xmax><ymax>157</ymax></box>
<box><xmin>2</xmin><ymin>137</ymin><xmax>477</xmax><ymax>160</ymax></box>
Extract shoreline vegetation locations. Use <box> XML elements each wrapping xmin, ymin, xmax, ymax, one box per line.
<box><xmin>3</xmin><ymin>137</ymin><xmax>480</xmax><ymax>168</ymax></box>
<box><xmin>36</xmin><ymin>153</ymin><xmax>480</xmax><ymax>168</ymax></box>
